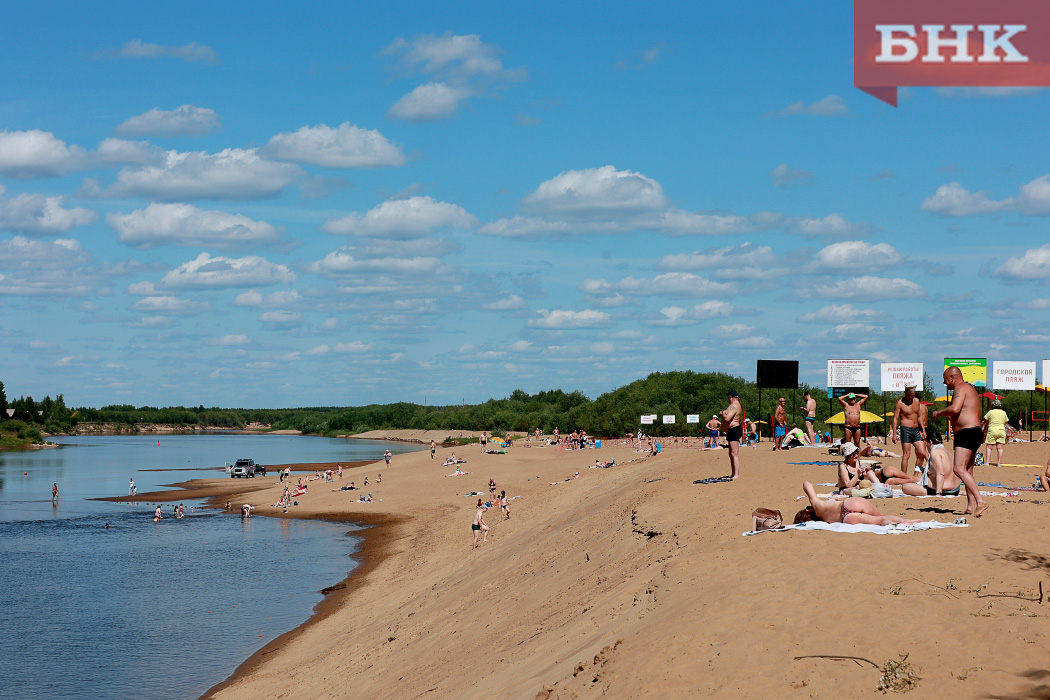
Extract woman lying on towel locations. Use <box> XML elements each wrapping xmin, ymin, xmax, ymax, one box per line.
<box><xmin>795</xmin><ymin>481</ymin><xmax>922</xmax><ymax>526</ymax></box>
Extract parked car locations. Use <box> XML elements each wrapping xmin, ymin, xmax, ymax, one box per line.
<box><xmin>230</xmin><ymin>458</ymin><xmax>265</xmax><ymax>477</ymax></box>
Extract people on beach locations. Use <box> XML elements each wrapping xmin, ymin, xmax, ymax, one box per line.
<box><xmin>1040</xmin><ymin>452</ymin><xmax>1050</xmax><ymax>492</ymax></box>
<box><xmin>384</xmin><ymin>450</ymin><xmax>392</xmax><ymax>466</ymax></box>
<box><xmin>932</xmin><ymin>367</ymin><xmax>988</xmax><ymax>517</ymax></box>
<box><xmin>795</xmin><ymin>481</ymin><xmax>922</xmax><ymax>526</ymax></box>
<box><xmin>430</xmin><ymin>440</ymin><xmax>437</xmax><ymax>459</ymax></box>
<box><xmin>154</xmin><ymin>505</ymin><xmax>163</xmax><ymax>522</ymax></box>
<box><xmin>241</xmin><ymin>503</ymin><xmax>254</xmax><ymax>519</ymax></box>
<box><xmin>983</xmin><ymin>399</ymin><xmax>1009</xmax><ymax>467</ymax></box>
<box><xmin>836</xmin><ymin>443</ymin><xmax>880</xmax><ymax>493</ymax></box>
<box><xmin>801</xmin><ymin>390</ymin><xmax>817</xmax><ymax>444</ymax></box>
<box><xmin>705</xmin><ymin>415</ymin><xmax>720</xmax><ymax>448</ymax></box>
<box><xmin>377</xmin><ymin>473</ymin><xmax>382</xmax><ymax>483</ymax></box>
<box><xmin>480</xmin><ymin>432</ymin><xmax>488</xmax><ymax>453</ymax></box>
<box><xmin>837</xmin><ymin>392</ymin><xmax>868</xmax><ymax>447</ymax></box>
<box><xmin>338</xmin><ymin>464</ymin><xmax>343</xmax><ymax>479</ymax></box>
<box><xmin>891</xmin><ymin>384</ymin><xmax>928</xmax><ymax>477</ymax></box>
<box><xmin>772</xmin><ymin>398</ymin><xmax>787</xmax><ymax>451</ymax></box>
<box><xmin>129</xmin><ymin>478</ymin><xmax>136</xmax><ymax>496</ymax></box>
<box><xmin>500</xmin><ymin>490</ymin><xmax>510</xmax><ymax>520</ymax></box>
<box><xmin>472</xmin><ymin>499</ymin><xmax>489</xmax><ymax>549</ymax></box>
<box><xmin>720</xmin><ymin>390</ymin><xmax>743</xmax><ymax>479</ymax></box>
<box><xmin>900</xmin><ymin>430</ymin><xmax>962</xmax><ymax>496</ymax></box>
<box><xmin>489</xmin><ymin>478</ymin><xmax>497</xmax><ymax>500</ymax></box>
<box><xmin>284</xmin><ymin>466</ymin><xmax>291</xmax><ymax>482</ymax></box>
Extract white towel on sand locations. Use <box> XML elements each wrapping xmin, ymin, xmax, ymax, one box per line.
<box><xmin>743</xmin><ymin>520</ymin><xmax>968</xmax><ymax>537</ymax></box>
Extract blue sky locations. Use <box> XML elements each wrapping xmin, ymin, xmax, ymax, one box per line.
<box><xmin>2</xmin><ymin>1</ymin><xmax>1049</xmax><ymax>408</ymax></box>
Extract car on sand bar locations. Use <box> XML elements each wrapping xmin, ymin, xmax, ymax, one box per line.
<box><xmin>229</xmin><ymin>458</ymin><xmax>265</xmax><ymax>477</ymax></box>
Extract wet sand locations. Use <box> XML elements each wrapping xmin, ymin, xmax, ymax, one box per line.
<box><xmin>170</xmin><ymin>438</ymin><xmax>1050</xmax><ymax>700</ymax></box>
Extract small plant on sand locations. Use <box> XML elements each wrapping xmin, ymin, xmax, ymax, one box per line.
<box><xmin>877</xmin><ymin>653</ymin><xmax>920</xmax><ymax>693</ymax></box>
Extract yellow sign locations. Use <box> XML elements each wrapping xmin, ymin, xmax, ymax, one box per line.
<box><xmin>943</xmin><ymin>358</ymin><xmax>987</xmax><ymax>388</ymax></box>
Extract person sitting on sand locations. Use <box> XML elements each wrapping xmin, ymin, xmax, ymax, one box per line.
<box><xmin>472</xmin><ymin>499</ymin><xmax>489</xmax><ymax>550</ymax></box>
<box><xmin>857</xmin><ymin>439</ymin><xmax>901</xmax><ymax>459</ymax></box>
<box><xmin>900</xmin><ymin>430</ymin><xmax>962</xmax><ymax>497</ymax></box>
<box><xmin>836</xmin><ymin>443</ymin><xmax>881</xmax><ymax>493</ymax></box>
<box><xmin>795</xmin><ymin>481</ymin><xmax>922</xmax><ymax>526</ymax></box>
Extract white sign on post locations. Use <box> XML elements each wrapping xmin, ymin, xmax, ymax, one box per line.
<box><xmin>880</xmin><ymin>363</ymin><xmax>923</xmax><ymax>392</ymax></box>
<box><xmin>992</xmin><ymin>361</ymin><xmax>1037</xmax><ymax>391</ymax></box>
<box><xmin>640</xmin><ymin>415</ymin><xmax>655</xmax><ymax>425</ymax></box>
<box><xmin>828</xmin><ymin>359</ymin><xmax>870</xmax><ymax>388</ymax></box>
<box><xmin>686</xmin><ymin>414</ymin><xmax>700</xmax><ymax>424</ymax></box>
<box><xmin>662</xmin><ymin>414</ymin><xmax>676</xmax><ymax>424</ymax></box>
<box><xmin>1043</xmin><ymin>359</ymin><xmax>1050</xmax><ymax>387</ymax></box>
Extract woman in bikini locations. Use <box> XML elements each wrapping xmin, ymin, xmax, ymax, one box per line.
<box><xmin>835</xmin><ymin>442</ymin><xmax>881</xmax><ymax>493</ymax></box>
<box><xmin>499</xmin><ymin>490</ymin><xmax>510</xmax><ymax>520</ymax></box>
<box><xmin>795</xmin><ymin>481</ymin><xmax>922</xmax><ymax>525</ymax></box>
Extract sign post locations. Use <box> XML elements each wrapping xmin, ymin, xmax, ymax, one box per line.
<box><xmin>993</xmin><ymin>361</ymin><xmax>1037</xmax><ymax>440</ymax></box>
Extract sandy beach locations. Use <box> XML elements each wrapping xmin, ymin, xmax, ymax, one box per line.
<box><xmin>170</xmin><ymin>436</ymin><xmax>1050</xmax><ymax>700</ymax></box>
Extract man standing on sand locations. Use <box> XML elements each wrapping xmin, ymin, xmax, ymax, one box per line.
<box><xmin>471</xmin><ymin>499</ymin><xmax>489</xmax><ymax>549</ymax></box>
<box><xmin>129</xmin><ymin>478</ymin><xmax>135</xmax><ymax>496</ymax></box>
<box><xmin>430</xmin><ymin>439</ymin><xmax>437</xmax><ymax>460</ymax></box>
<box><xmin>890</xmin><ymin>384</ymin><xmax>927</xmax><ymax>481</ymax></box>
<box><xmin>933</xmin><ymin>367</ymin><xmax>988</xmax><ymax>517</ymax></box>
<box><xmin>837</xmin><ymin>392</ymin><xmax>868</xmax><ymax>447</ymax></box>
<box><xmin>773</xmin><ymin>398</ymin><xmax>787</xmax><ymax>451</ymax></box>
<box><xmin>705</xmin><ymin>415</ymin><xmax>720</xmax><ymax>448</ymax></box>
<box><xmin>801</xmin><ymin>391</ymin><xmax>817</xmax><ymax>444</ymax></box>
<box><xmin>720</xmin><ymin>390</ymin><xmax>743</xmax><ymax>479</ymax></box>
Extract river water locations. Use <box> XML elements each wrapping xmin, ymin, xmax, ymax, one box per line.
<box><xmin>0</xmin><ymin>434</ymin><xmax>422</xmax><ymax>700</ymax></box>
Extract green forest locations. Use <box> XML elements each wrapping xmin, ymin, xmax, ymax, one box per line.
<box><xmin>1</xmin><ymin>372</ymin><xmax>1046</xmax><ymax>444</ymax></box>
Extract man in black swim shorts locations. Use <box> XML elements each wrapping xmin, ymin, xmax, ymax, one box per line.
<box><xmin>933</xmin><ymin>367</ymin><xmax>988</xmax><ymax>517</ymax></box>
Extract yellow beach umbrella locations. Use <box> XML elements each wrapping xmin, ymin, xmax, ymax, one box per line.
<box><xmin>934</xmin><ymin>395</ymin><xmax>951</xmax><ymax>402</ymax></box>
<box><xmin>882</xmin><ymin>411</ymin><xmax>895</xmax><ymax>417</ymax></box>
<box><xmin>825</xmin><ymin>410</ymin><xmax>884</xmax><ymax>425</ymax></box>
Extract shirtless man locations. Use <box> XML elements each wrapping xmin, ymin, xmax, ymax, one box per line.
<box><xmin>837</xmin><ymin>392</ymin><xmax>868</xmax><ymax>447</ymax></box>
<box><xmin>720</xmin><ymin>390</ymin><xmax>743</xmax><ymax>479</ymax></box>
<box><xmin>901</xmin><ymin>430</ymin><xmax>962</xmax><ymax>496</ymax></box>
<box><xmin>932</xmin><ymin>367</ymin><xmax>988</xmax><ymax>516</ymax></box>
<box><xmin>891</xmin><ymin>384</ymin><xmax>928</xmax><ymax>477</ymax></box>
<box><xmin>704</xmin><ymin>415</ymin><xmax>721</xmax><ymax>448</ymax></box>
<box><xmin>801</xmin><ymin>390</ymin><xmax>817</xmax><ymax>444</ymax></box>
<box><xmin>471</xmin><ymin>499</ymin><xmax>489</xmax><ymax>549</ymax></box>
<box><xmin>772</xmin><ymin>398</ymin><xmax>787</xmax><ymax>451</ymax></box>
<box><xmin>430</xmin><ymin>440</ymin><xmax>437</xmax><ymax>460</ymax></box>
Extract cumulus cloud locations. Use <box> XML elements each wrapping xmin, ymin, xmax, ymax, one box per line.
<box><xmin>528</xmin><ymin>309</ymin><xmax>611</xmax><ymax>329</ymax></box>
<box><xmin>93</xmin><ymin>138</ymin><xmax>165</xmax><ymax>166</ymax></box>
<box><xmin>920</xmin><ymin>182</ymin><xmax>1006</xmax><ymax>216</ymax></box>
<box><xmin>388</xmin><ymin>83</ymin><xmax>472</xmax><ymax>122</ymax></box>
<box><xmin>310</xmin><ymin>248</ymin><xmax>444</xmax><ymax>276</ymax></box>
<box><xmin>107</xmin><ymin>203</ymin><xmax>282</xmax><ymax>249</ymax></box>
<box><xmin>994</xmin><ymin>244</ymin><xmax>1050</xmax><ymax>281</ymax></box>
<box><xmin>116</xmin><ymin>105</ymin><xmax>220</xmax><ymax>137</ymax></box>
<box><xmin>159</xmin><ymin>252</ymin><xmax>295</xmax><ymax>289</ymax></box>
<box><xmin>218</xmin><ymin>334</ymin><xmax>250</xmax><ymax>346</ymax></box>
<box><xmin>584</xmin><ymin>272</ymin><xmax>734</xmax><ymax>298</ymax></box>
<box><xmin>0</xmin><ymin>186</ymin><xmax>97</xmax><ymax>234</ymax></box>
<box><xmin>110</xmin><ymin>40</ymin><xmax>219</xmax><ymax>64</ymax></box>
<box><xmin>383</xmin><ymin>32</ymin><xmax>525</xmax><ymax>121</ymax></box>
<box><xmin>0</xmin><ymin>236</ymin><xmax>89</xmax><ymax>270</ymax></box>
<box><xmin>482</xmin><ymin>295</ymin><xmax>526</xmax><ymax>310</ymax></box>
<box><xmin>787</xmin><ymin>213</ymin><xmax>869</xmax><ymax>238</ymax></box>
<box><xmin>644</xmin><ymin>301</ymin><xmax>734</xmax><ymax>326</ymax></box>
<box><xmin>798</xmin><ymin>304</ymin><xmax>890</xmax><ymax>324</ymax></box>
<box><xmin>321</xmin><ymin>196</ymin><xmax>476</xmax><ymax>238</ymax></box>
<box><xmin>811</xmin><ymin>276</ymin><xmax>925</xmax><ymax>300</ymax></box>
<box><xmin>767</xmin><ymin>95</ymin><xmax>850</xmax><ymax>117</ymax></box>
<box><xmin>768</xmin><ymin>163</ymin><xmax>813</xmax><ymax>187</ymax></box>
<box><xmin>132</xmin><ymin>295</ymin><xmax>205</xmax><ymax>314</ymax></box>
<box><xmin>233</xmin><ymin>289</ymin><xmax>303</xmax><ymax>308</ymax></box>
<box><xmin>815</xmin><ymin>241</ymin><xmax>902</xmax><ymax>268</ymax></box>
<box><xmin>0</xmin><ymin>129</ymin><xmax>88</xmax><ymax>178</ymax></box>
<box><xmin>101</xmin><ymin>148</ymin><xmax>301</xmax><ymax>200</ymax></box>
<box><xmin>657</xmin><ymin>242</ymin><xmax>775</xmax><ymax>271</ymax></box>
<box><xmin>522</xmin><ymin>166</ymin><xmax>668</xmax><ymax>219</ymax></box>
<box><xmin>262</xmin><ymin>122</ymin><xmax>405</xmax><ymax>168</ymax></box>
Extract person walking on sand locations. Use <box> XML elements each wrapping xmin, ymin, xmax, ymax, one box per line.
<box><xmin>933</xmin><ymin>367</ymin><xmax>988</xmax><ymax>517</ymax></box>
<box><xmin>129</xmin><ymin>478</ymin><xmax>136</xmax><ymax>496</ymax></box>
<box><xmin>982</xmin><ymin>399</ymin><xmax>1009</xmax><ymax>467</ymax></box>
<box><xmin>801</xmin><ymin>390</ymin><xmax>817</xmax><ymax>444</ymax></box>
<box><xmin>52</xmin><ymin>482</ymin><xmax>58</xmax><ymax>504</ymax></box>
<box><xmin>499</xmin><ymin>490</ymin><xmax>510</xmax><ymax>520</ymax></box>
<box><xmin>430</xmin><ymin>440</ymin><xmax>437</xmax><ymax>460</ymax></box>
<box><xmin>837</xmin><ymin>392</ymin><xmax>868</xmax><ymax>448</ymax></box>
<box><xmin>338</xmin><ymin>463</ymin><xmax>343</xmax><ymax>480</ymax></box>
<box><xmin>472</xmin><ymin>499</ymin><xmax>489</xmax><ymax>549</ymax></box>
<box><xmin>720</xmin><ymin>390</ymin><xmax>744</xmax><ymax>480</ymax></box>
<box><xmin>773</xmin><ymin>398</ymin><xmax>787</xmax><ymax>451</ymax></box>
<box><xmin>384</xmin><ymin>450</ymin><xmax>392</xmax><ymax>466</ymax></box>
<box><xmin>888</xmin><ymin>384</ymin><xmax>926</xmax><ymax>484</ymax></box>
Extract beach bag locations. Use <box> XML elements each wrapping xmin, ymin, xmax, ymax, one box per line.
<box><xmin>752</xmin><ymin>507</ymin><xmax>783</xmax><ymax>531</ymax></box>
<box><xmin>871</xmin><ymin>484</ymin><xmax>894</xmax><ymax>499</ymax></box>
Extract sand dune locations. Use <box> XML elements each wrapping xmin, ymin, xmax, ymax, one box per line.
<box><xmin>201</xmin><ymin>437</ymin><xmax>1050</xmax><ymax>700</ymax></box>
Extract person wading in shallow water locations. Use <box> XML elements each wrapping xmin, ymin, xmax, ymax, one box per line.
<box><xmin>933</xmin><ymin>367</ymin><xmax>988</xmax><ymax>517</ymax></box>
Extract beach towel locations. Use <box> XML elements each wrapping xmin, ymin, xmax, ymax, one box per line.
<box><xmin>743</xmin><ymin>520</ymin><xmax>968</xmax><ymax>537</ymax></box>
<box><xmin>789</xmin><ymin>461</ymin><xmax>841</xmax><ymax>466</ymax></box>
<box><xmin>978</xmin><ymin>481</ymin><xmax>1039</xmax><ymax>491</ymax></box>
<box><xmin>693</xmin><ymin>476</ymin><xmax>734</xmax><ymax>484</ymax></box>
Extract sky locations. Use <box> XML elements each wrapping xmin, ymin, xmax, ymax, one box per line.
<box><xmin>1</xmin><ymin>1</ymin><xmax>1049</xmax><ymax>409</ymax></box>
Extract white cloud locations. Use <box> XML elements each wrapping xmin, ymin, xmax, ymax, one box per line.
<box><xmin>93</xmin><ymin>138</ymin><xmax>165</xmax><ymax>166</ymax></box>
<box><xmin>219</xmin><ymin>334</ymin><xmax>250</xmax><ymax>346</ymax></box>
<box><xmin>788</xmin><ymin>213</ymin><xmax>869</xmax><ymax>238</ymax></box>
<box><xmin>477</xmin><ymin>216</ymin><xmax>574</xmax><ymax>238</ymax></box>
<box><xmin>482</xmin><ymin>295</ymin><xmax>526</xmax><ymax>310</ymax></box>
<box><xmin>262</xmin><ymin>122</ymin><xmax>405</xmax><ymax>168</ymax></box>
<box><xmin>0</xmin><ymin>236</ymin><xmax>89</xmax><ymax>270</ymax></box>
<box><xmin>160</xmin><ymin>252</ymin><xmax>295</xmax><ymax>289</ymax></box>
<box><xmin>309</xmin><ymin>248</ymin><xmax>444</xmax><ymax>276</ymax></box>
<box><xmin>811</xmin><ymin>276</ymin><xmax>925</xmax><ymax>300</ymax></box>
<box><xmin>233</xmin><ymin>289</ymin><xmax>303</xmax><ymax>308</ymax></box>
<box><xmin>920</xmin><ymin>182</ymin><xmax>1006</xmax><ymax>216</ymax></box>
<box><xmin>259</xmin><ymin>310</ymin><xmax>301</xmax><ymax>325</ymax></box>
<box><xmin>798</xmin><ymin>304</ymin><xmax>889</xmax><ymax>324</ymax></box>
<box><xmin>306</xmin><ymin>344</ymin><xmax>331</xmax><ymax>355</ymax></box>
<box><xmin>508</xmin><ymin>340</ymin><xmax>533</xmax><ymax>351</ymax></box>
<box><xmin>321</xmin><ymin>196</ymin><xmax>476</xmax><ymax>238</ymax></box>
<box><xmin>768</xmin><ymin>163</ymin><xmax>813</xmax><ymax>187</ymax></box>
<box><xmin>126</xmin><ymin>281</ymin><xmax>158</xmax><ymax>295</ymax></box>
<box><xmin>103</xmin><ymin>148</ymin><xmax>301</xmax><ymax>200</ymax></box>
<box><xmin>388</xmin><ymin>83</ymin><xmax>472</xmax><ymax>122</ymax></box>
<box><xmin>657</xmin><ymin>242</ymin><xmax>775</xmax><ymax>271</ymax></box>
<box><xmin>769</xmin><ymin>95</ymin><xmax>850</xmax><ymax>117</ymax></box>
<box><xmin>645</xmin><ymin>301</ymin><xmax>734</xmax><ymax>326</ymax></box>
<box><xmin>529</xmin><ymin>309</ymin><xmax>611</xmax><ymax>329</ymax></box>
<box><xmin>815</xmin><ymin>241</ymin><xmax>902</xmax><ymax>268</ymax></box>
<box><xmin>995</xmin><ymin>244</ymin><xmax>1050</xmax><ymax>281</ymax></box>
<box><xmin>333</xmin><ymin>341</ymin><xmax>373</xmax><ymax>353</ymax></box>
<box><xmin>522</xmin><ymin>166</ymin><xmax>668</xmax><ymax>219</ymax></box>
<box><xmin>728</xmin><ymin>336</ymin><xmax>776</xmax><ymax>348</ymax></box>
<box><xmin>601</xmin><ymin>272</ymin><xmax>735</xmax><ymax>297</ymax></box>
<box><xmin>0</xmin><ymin>186</ymin><xmax>97</xmax><ymax>234</ymax></box>
<box><xmin>0</xmin><ymin>130</ymin><xmax>87</xmax><ymax>178</ymax></box>
<box><xmin>113</xmin><ymin>40</ymin><xmax>219</xmax><ymax>64</ymax></box>
<box><xmin>116</xmin><ymin>105</ymin><xmax>220</xmax><ymax>137</ymax></box>
<box><xmin>1014</xmin><ymin>175</ymin><xmax>1050</xmax><ymax>215</ymax></box>
<box><xmin>107</xmin><ymin>203</ymin><xmax>282</xmax><ymax>249</ymax></box>
<box><xmin>132</xmin><ymin>295</ymin><xmax>202</xmax><ymax>314</ymax></box>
